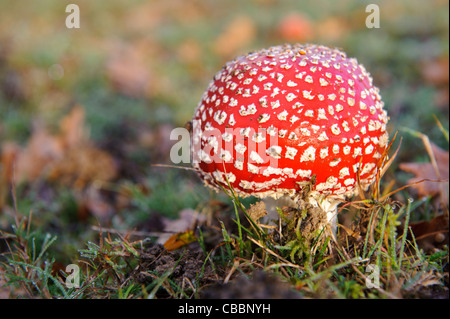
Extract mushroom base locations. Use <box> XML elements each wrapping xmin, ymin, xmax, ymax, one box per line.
<box><xmin>262</xmin><ymin>195</ymin><xmax>340</xmax><ymax>237</ymax></box>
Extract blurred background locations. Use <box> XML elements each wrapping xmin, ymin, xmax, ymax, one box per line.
<box><xmin>0</xmin><ymin>0</ymin><xmax>448</xmax><ymax>262</ymax></box>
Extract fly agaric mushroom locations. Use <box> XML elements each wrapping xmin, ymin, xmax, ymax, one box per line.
<box><xmin>192</xmin><ymin>43</ymin><xmax>389</xmax><ymax>234</ymax></box>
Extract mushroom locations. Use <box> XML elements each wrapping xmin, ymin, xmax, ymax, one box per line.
<box><xmin>191</xmin><ymin>43</ymin><xmax>389</xmax><ymax>235</ymax></box>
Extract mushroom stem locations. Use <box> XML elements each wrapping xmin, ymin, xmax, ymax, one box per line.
<box><xmin>262</xmin><ymin>195</ymin><xmax>297</xmax><ymax>223</ymax></box>
<box><xmin>262</xmin><ymin>195</ymin><xmax>340</xmax><ymax>235</ymax></box>
<box><xmin>308</xmin><ymin>195</ymin><xmax>340</xmax><ymax>236</ymax></box>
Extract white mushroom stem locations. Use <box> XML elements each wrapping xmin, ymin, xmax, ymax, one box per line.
<box><xmin>307</xmin><ymin>194</ymin><xmax>340</xmax><ymax>235</ymax></box>
<box><xmin>262</xmin><ymin>195</ymin><xmax>297</xmax><ymax>219</ymax></box>
<box><xmin>262</xmin><ymin>194</ymin><xmax>340</xmax><ymax>235</ymax></box>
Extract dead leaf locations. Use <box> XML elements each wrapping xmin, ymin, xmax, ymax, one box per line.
<box><xmin>0</xmin><ymin>142</ymin><xmax>21</xmax><ymax>209</ymax></box>
<box><xmin>420</xmin><ymin>56</ymin><xmax>450</xmax><ymax>110</ymax></box>
<box><xmin>278</xmin><ymin>13</ymin><xmax>314</xmax><ymax>43</ymax></box>
<box><xmin>176</xmin><ymin>38</ymin><xmax>205</xmax><ymax>77</ymax></box>
<box><xmin>399</xmin><ymin>141</ymin><xmax>449</xmax><ymax>204</ymax></box>
<box><xmin>0</xmin><ymin>106</ymin><xmax>117</xmax><ymax>191</ymax></box>
<box><xmin>123</xmin><ymin>1</ymin><xmax>164</xmax><ymax>34</ymax></box>
<box><xmin>78</xmin><ymin>185</ymin><xmax>115</xmax><ymax>222</ymax></box>
<box><xmin>163</xmin><ymin>230</ymin><xmax>197</xmax><ymax>251</ymax></box>
<box><xmin>1</xmin><ymin>126</ymin><xmax>64</xmax><ymax>183</ymax></box>
<box><xmin>177</xmin><ymin>38</ymin><xmax>202</xmax><ymax>65</ymax></box>
<box><xmin>420</xmin><ymin>56</ymin><xmax>449</xmax><ymax>87</ymax></box>
<box><xmin>48</xmin><ymin>106</ymin><xmax>117</xmax><ymax>188</ymax></box>
<box><xmin>0</xmin><ymin>142</ymin><xmax>22</xmax><ymax>185</ymax></box>
<box><xmin>105</xmin><ymin>42</ymin><xmax>152</xmax><ymax>98</ymax></box>
<box><xmin>59</xmin><ymin>105</ymin><xmax>87</xmax><ymax>148</ymax></box>
<box><xmin>213</xmin><ymin>15</ymin><xmax>256</xmax><ymax>59</ymax></box>
<box><xmin>48</xmin><ymin>146</ymin><xmax>117</xmax><ymax>189</ymax></box>
<box><xmin>156</xmin><ymin>208</ymin><xmax>207</xmax><ymax>245</ymax></box>
<box><xmin>316</xmin><ymin>16</ymin><xmax>350</xmax><ymax>42</ymax></box>
<box><xmin>247</xmin><ymin>201</ymin><xmax>267</xmax><ymax>223</ymax></box>
<box><xmin>404</xmin><ymin>215</ymin><xmax>449</xmax><ymax>252</ymax></box>
<box><xmin>398</xmin><ymin>268</ymin><xmax>446</xmax><ymax>298</ymax></box>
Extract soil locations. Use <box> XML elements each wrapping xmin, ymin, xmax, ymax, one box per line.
<box><xmin>133</xmin><ymin>243</ymin><xmax>221</xmax><ymax>296</ymax></box>
<box><xmin>279</xmin><ymin>200</ymin><xmax>328</xmax><ymax>241</ymax></box>
<box><xmin>247</xmin><ymin>198</ymin><xmax>329</xmax><ymax>242</ymax></box>
<box><xmin>132</xmin><ymin>241</ymin><xmax>304</xmax><ymax>299</ymax></box>
<box><xmin>199</xmin><ymin>270</ymin><xmax>302</xmax><ymax>299</ymax></box>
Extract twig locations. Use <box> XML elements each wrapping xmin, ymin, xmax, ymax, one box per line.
<box><xmin>151</xmin><ymin>163</ymin><xmax>196</xmax><ymax>171</ymax></box>
<box><xmin>247</xmin><ymin>237</ymin><xmax>302</xmax><ymax>269</ymax></box>
<box><xmin>90</xmin><ymin>225</ymin><xmax>171</xmax><ymax>238</ymax></box>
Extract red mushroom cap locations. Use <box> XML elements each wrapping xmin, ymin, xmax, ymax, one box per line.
<box><xmin>192</xmin><ymin>44</ymin><xmax>389</xmax><ymax>201</ymax></box>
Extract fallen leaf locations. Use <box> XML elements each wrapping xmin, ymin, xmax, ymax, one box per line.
<box><xmin>49</xmin><ymin>106</ymin><xmax>117</xmax><ymax>188</ymax></box>
<box><xmin>420</xmin><ymin>56</ymin><xmax>449</xmax><ymax>87</ymax></box>
<box><xmin>213</xmin><ymin>15</ymin><xmax>256</xmax><ymax>59</ymax></box>
<box><xmin>163</xmin><ymin>230</ymin><xmax>197</xmax><ymax>251</ymax></box>
<box><xmin>399</xmin><ymin>141</ymin><xmax>449</xmax><ymax>204</ymax></box>
<box><xmin>247</xmin><ymin>201</ymin><xmax>267</xmax><ymax>223</ymax></box>
<box><xmin>0</xmin><ymin>106</ymin><xmax>117</xmax><ymax>191</ymax></box>
<box><xmin>176</xmin><ymin>38</ymin><xmax>205</xmax><ymax>77</ymax></box>
<box><xmin>123</xmin><ymin>1</ymin><xmax>164</xmax><ymax>34</ymax></box>
<box><xmin>404</xmin><ymin>215</ymin><xmax>449</xmax><ymax>252</ymax></box>
<box><xmin>404</xmin><ymin>270</ymin><xmax>444</xmax><ymax>292</ymax></box>
<box><xmin>157</xmin><ymin>208</ymin><xmax>207</xmax><ymax>246</ymax></box>
<box><xmin>77</xmin><ymin>185</ymin><xmax>115</xmax><ymax>222</ymax></box>
<box><xmin>278</xmin><ymin>13</ymin><xmax>314</xmax><ymax>43</ymax></box>
<box><xmin>59</xmin><ymin>105</ymin><xmax>87</xmax><ymax>148</ymax></box>
<box><xmin>0</xmin><ymin>143</ymin><xmax>21</xmax><ymax>209</ymax></box>
<box><xmin>316</xmin><ymin>16</ymin><xmax>350</xmax><ymax>42</ymax></box>
<box><xmin>105</xmin><ymin>42</ymin><xmax>152</xmax><ymax>98</ymax></box>
<box><xmin>1</xmin><ymin>126</ymin><xmax>64</xmax><ymax>183</ymax></box>
<box><xmin>177</xmin><ymin>38</ymin><xmax>202</xmax><ymax>65</ymax></box>
<box><xmin>0</xmin><ymin>142</ymin><xmax>21</xmax><ymax>185</ymax></box>
<box><xmin>420</xmin><ymin>56</ymin><xmax>450</xmax><ymax>110</ymax></box>
<box><xmin>48</xmin><ymin>145</ymin><xmax>118</xmax><ymax>189</ymax></box>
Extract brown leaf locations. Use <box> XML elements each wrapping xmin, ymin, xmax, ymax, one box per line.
<box><xmin>0</xmin><ymin>142</ymin><xmax>21</xmax><ymax>209</ymax></box>
<box><xmin>406</xmin><ymin>215</ymin><xmax>449</xmax><ymax>252</ymax></box>
<box><xmin>2</xmin><ymin>128</ymin><xmax>64</xmax><ymax>183</ymax></box>
<box><xmin>420</xmin><ymin>56</ymin><xmax>449</xmax><ymax>87</ymax></box>
<box><xmin>79</xmin><ymin>186</ymin><xmax>115</xmax><ymax>222</ymax></box>
<box><xmin>278</xmin><ymin>13</ymin><xmax>314</xmax><ymax>43</ymax></box>
<box><xmin>316</xmin><ymin>16</ymin><xmax>350</xmax><ymax>42</ymax></box>
<box><xmin>399</xmin><ymin>141</ymin><xmax>449</xmax><ymax>203</ymax></box>
<box><xmin>156</xmin><ymin>208</ymin><xmax>206</xmax><ymax>245</ymax></box>
<box><xmin>105</xmin><ymin>42</ymin><xmax>152</xmax><ymax>98</ymax></box>
<box><xmin>213</xmin><ymin>15</ymin><xmax>256</xmax><ymax>59</ymax></box>
<box><xmin>163</xmin><ymin>230</ymin><xmax>197</xmax><ymax>251</ymax></box>
<box><xmin>59</xmin><ymin>105</ymin><xmax>87</xmax><ymax>148</ymax></box>
<box><xmin>0</xmin><ymin>142</ymin><xmax>21</xmax><ymax>184</ymax></box>
<box><xmin>247</xmin><ymin>201</ymin><xmax>267</xmax><ymax>223</ymax></box>
<box><xmin>0</xmin><ymin>106</ymin><xmax>117</xmax><ymax>190</ymax></box>
<box><xmin>420</xmin><ymin>56</ymin><xmax>450</xmax><ymax>111</ymax></box>
<box><xmin>177</xmin><ymin>38</ymin><xmax>202</xmax><ymax>64</ymax></box>
<box><xmin>48</xmin><ymin>145</ymin><xmax>117</xmax><ymax>189</ymax></box>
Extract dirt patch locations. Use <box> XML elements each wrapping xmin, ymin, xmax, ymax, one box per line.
<box><xmin>199</xmin><ymin>270</ymin><xmax>302</xmax><ymax>299</ymax></box>
<box><xmin>133</xmin><ymin>243</ymin><xmax>221</xmax><ymax>297</ymax></box>
<box><xmin>280</xmin><ymin>200</ymin><xmax>328</xmax><ymax>241</ymax></box>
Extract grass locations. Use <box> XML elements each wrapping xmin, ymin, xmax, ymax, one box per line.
<box><xmin>1</xmin><ymin>160</ymin><xmax>447</xmax><ymax>299</ymax></box>
<box><xmin>216</xmin><ymin>184</ymin><xmax>447</xmax><ymax>299</ymax></box>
